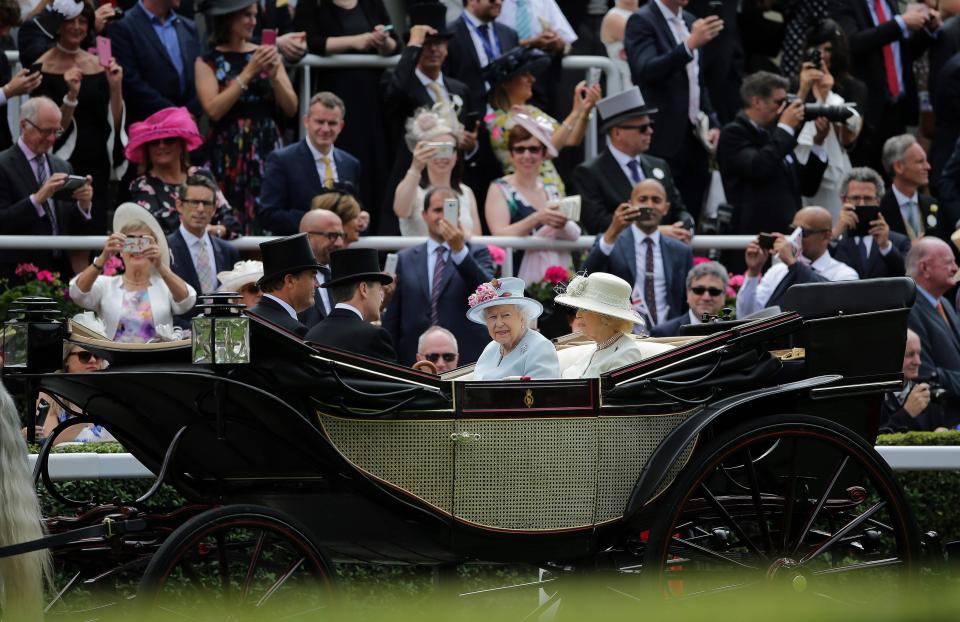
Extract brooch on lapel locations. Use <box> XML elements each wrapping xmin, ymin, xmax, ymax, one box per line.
<box><xmin>928</xmin><ymin>203</ymin><xmax>939</xmax><ymax>229</ymax></box>
<box><xmin>519</xmin><ymin>343</ymin><xmax>529</xmax><ymax>355</ymax></box>
<box><xmin>652</xmin><ymin>167</ymin><xmax>665</xmax><ymax>180</ymax></box>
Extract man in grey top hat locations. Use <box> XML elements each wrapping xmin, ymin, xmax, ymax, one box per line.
<box><xmin>573</xmin><ymin>87</ymin><xmax>693</xmax><ymax>238</ymax></box>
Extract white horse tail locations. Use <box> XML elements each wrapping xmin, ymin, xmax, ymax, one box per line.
<box><xmin>0</xmin><ymin>380</ymin><xmax>50</xmax><ymax>621</ymax></box>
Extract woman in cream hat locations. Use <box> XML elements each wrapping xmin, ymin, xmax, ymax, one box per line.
<box><xmin>217</xmin><ymin>260</ymin><xmax>264</xmax><ymax>308</ymax></box>
<box><xmin>467</xmin><ymin>277</ymin><xmax>559</xmax><ymax>380</ymax></box>
<box><xmin>555</xmin><ymin>272</ymin><xmax>647</xmax><ymax>378</ymax></box>
<box><xmin>69</xmin><ymin>203</ymin><xmax>196</xmax><ymax>342</ymax></box>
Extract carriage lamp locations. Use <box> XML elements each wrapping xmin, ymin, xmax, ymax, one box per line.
<box><xmin>191</xmin><ymin>292</ymin><xmax>250</xmax><ymax>365</ymax></box>
<box><xmin>2</xmin><ymin>297</ymin><xmax>65</xmax><ymax>373</ymax></box>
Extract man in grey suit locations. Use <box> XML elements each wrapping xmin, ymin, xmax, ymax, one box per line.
<box><xmin>905</xmin><ymin>237</ymin><xmax>960</xmax><ymax>398</ymax></box>
<box><xmin>583</xmin><ymin>178</ymin><xmax>694</xmax><ymax>329</ymax></box>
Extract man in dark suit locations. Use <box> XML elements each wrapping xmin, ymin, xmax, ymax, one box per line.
<box><xmin>717</xmin><ymin>71</ymin><xmax>829</xmax><ymax>235</ymax></box>
<box><xmin>574</xmin><ymin>87</ymin><xmax>692</xmax><ymax>237</ymax></box>
<box><xmin>624</xmin><ymin>0</ymin><xmax>723</xmax><ymax>219</ymax></box>
<box><xmin>906</xmin><ymin>237</ymin><xmax>960</xmax><ymax>399</ymax></box>
<box><xmin>941</xmin><ymin>137</ymin><xmax>960</xmax><ymax>230</ymax></box>
<box><xmin>687</xmin><ymin>0</ymin><xmax>744</xmax><ymax>125</ymax></box>
<box><xmin>380</xmin><ymin>7</ymin><xmax>477</xmax><ymax>235</ymax></box>
<box><xmin>383</xmin><ymin>187</ymin><xmax>494</xmax><ymax>365</ymax></box>
<box><xmin>305</xmin><ymin>248</ymin><xmax>397</xmax><ymax>362</ymax></box>
<box><xmin>109</xmin><ymin>0</ymin><xmax>202</xmax><ymax>123</ymax></box>
<box><xmin>297</xmin><ymin>209</ymin><xmax>345</xmax><ymax>330</ymax></box>
<box><xmin>0</xmin><ymin>97</ymin><xmax>94</xmax><ymax>278</ymax></box>
<box><xmin>880</xmin><ymin>328</ymin><xmax>960</xmax><ymax>432</ymax></box>
<box><xmin>583</xmin><ymin>179</ymin><xmax>694</xmax><ymax>329</ymax></box>
<box><xmin>930</xmin><ymin>50</ymin><xmax>960</xmax><ymax>194</ymax></box>
<box><xmin>247</xmin><ymin>234</ymin><xmax>321</xmax><ymax>338</ymax></box>
<box><xmin>650</xmin><ymin>260</ymin><xmax>729</xmax><ymax>337</ymax></box>
<box><xmin>828</xmin><ymin>0</ymin><xmax>939</xmax><ymax>171</ymax></box>
<box><xmin>878</xmin><ymin>134</ymin><xmax>944</xmax><ymax>242</ymax></box>
<box><xmin>258</xmin><ymin>92</ymin><xmax>361</xmax><ymax>234</ymax></box>
<box><xmin>831</xmin><ymin>167</ymin><xmax>910</xmax><ymax>279</ymax></box>
<box><xmin>167</xmin><ymin>174</ymin><xmax>240</xmax><ymax>327</ymax></box>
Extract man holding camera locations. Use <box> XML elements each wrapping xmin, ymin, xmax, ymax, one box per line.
<box><xmin>831</xmin><ymin>167</ymin><xmax>910</xmax><ymax>278</ymax></box>
<box><xmin>737</xmin><ymin>206</ymin><xmax>858</xmax><ymax>317</ymax></box>
<box><xmin>881</xmin><ymin>328</ymin><xmax>959</xmax><ymax>432</ymax></box>
<box><xmin>582</xmin><ymin>178</ymin><xmax>694</xmax><ymax>328</ymax></box>
<box><xmin>717</xmin><ymin>71</ymin><xmax>830</xmax><ymax>236</ymax></box>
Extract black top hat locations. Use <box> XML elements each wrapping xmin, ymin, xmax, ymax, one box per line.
<box><xmin>199</xmin><ymin>0</ymin><xmax>257</xmax><ymax>16</ymax></box>
<box><xmin>408</xmin><ymin>0</ymin><xmax>454</xmax><ymax>40</ymax></box>
<box><xmin>257</xmin><ymin>233</ymin><xmax>322</xmax><ymax>286</ymax></box>
<box><xmin>481</xmin><ymin>47</ymin><xmax>551</xmax><ymax>87</ymax></box>
<box><xmin>322</xmin><ymin>248</ymin><xmax>394</xmax><ymax>289</ymax></box>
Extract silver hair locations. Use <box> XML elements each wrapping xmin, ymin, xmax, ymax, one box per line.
<box><xmin>417</xmin><ymin>325</ymin><xmax>459</xmax><ymax>353</ymax></box>
<box><xmin>20</xmin><ymin>96</ymin><xmax>59</xmax><ymax>125</ymax></box>
<box><xmin>839</xmin><ymin>167</ymin><xmax>886</xmax><ymax>201</ymax></box>
<box><xmin>685</xmin><ymin>261</ymin><xmax>729</xmax><ymax>290</ymax></box>
<box><xmin>881</xmin><ymin>134</ymin><xmax>917</xmax><ymax>177</ymax></box>
<box><xmin>484</xmin><ymin>303</ymin><xmax>537</xmax><ymax>327</ymax></box>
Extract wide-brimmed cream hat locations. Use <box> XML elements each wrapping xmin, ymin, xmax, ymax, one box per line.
<box><xmin>466</xmin><ymin>277</ymin><xmax>543</xmax><ymax>325</ymax></box>
<box><xmin>555</xmin><ymin>273</ymin><xmax>645</xmax><ymax>326</ymax></box>
<box><xmin>217</xmin><ymin>260</ymin><xmax>263</xmax><ymax>293</ymax></box>
<box><xmin>113</xmin><ymin>203</ymin><xmax>170</xmax><ymax>269</ymax></box>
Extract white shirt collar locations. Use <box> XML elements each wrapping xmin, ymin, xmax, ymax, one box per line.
<box><xmin>688</xmin><ymin>309</ymin><xmax>702</xmax><ymax>325</ymax></box>
<box><xmin>633</xmin><ymin>227</ymin><xmax>661</xmax><ymax>247</ymax></box>
<box><xmin>262</xmin><ymin>293</ymin><xmax>298</xmax><ymax>320</ymax></box>
<box><xmin>335</xmin><ymin>302</ymin><xmax>364</xmax><ymax>320</ymax></box>
<box><xmin>608</xmin><ymin>143</ymin><xmax>639</xmax><ymax>169</ymax></box>
<box><xmin>426</xmin><ymin>237</ymin><xmax>451</xmax><ymax>255</ymax></box>
<box><xmin>809</xmin><ymin>250</ymin><xmax>837</xmax><ymax>273</ymax></box>
<box><xmin>654</xmin><ymin>0</ymin><xmax>682</xmax><ymax>21</ymax></box>
<box><xmin>415</xmin><ymin>67</ymin><xmax>445</xmax><ymax>89</ymax></box>
<box><xmin>891</xmin><ymin>184</ymin><xmax>918</xmax><ymax>206</ymax></box>
<box><xmin>179</xmin><ymin>223</ymin><xmax>210</xmax><ymax>248</ymax></box>
<box><xmin>462</xmin><ymin>9</ymin><xmax>488</xmax><ymax>27</ymax></box>
<box><xmin>305</xmin><ymin>137</ymin><xmax>333</xmax><ymax>162</ymax></box>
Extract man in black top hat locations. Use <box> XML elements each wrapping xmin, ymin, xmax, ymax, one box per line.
<box><xmin>305</xmin><ymin>248</ymin><xmax>397</xmax><ymax>362</ymax></box>
<box><xmin>247</xmin><ymin>233</ymin><xmax>321</xmax><ymax>337</ymax></box>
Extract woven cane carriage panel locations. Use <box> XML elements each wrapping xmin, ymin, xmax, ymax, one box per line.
<box><xmin>453</xmin><ymin>417</ymin><xmax>597</xmax><ymax>531</ymax></box>
<box><xmin>595</xmin><ymin>409</ymin><xmax>700</xmax><ymax>522</ymax></box>
<box><xmin>319</xmin><ymin>414</ymin><xmax>455</xmax><ymax>513</ymax></box>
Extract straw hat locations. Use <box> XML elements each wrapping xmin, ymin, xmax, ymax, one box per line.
<box><xmin>217</xmin><ymin>260</ymin><xmax>264</xmax><ymax>293</ymax></box>
<box><xmin>466</xmin><ymin>277</ymin><xmax>543</xmax><ymax>325</ymax></box>
<box><xmin>124</xmin><ymin>107</ymin><xmax>205</xmax><ymax>165</ymax></box>
<box><xmin>554</xmin><ymin>273</ymin><xmax>645</xmax><ymax>326</ymax></box>
<box><xmin>113</xmin><ymin>203</ymin><xmax>171</xmax><ymax>270</ymax></box>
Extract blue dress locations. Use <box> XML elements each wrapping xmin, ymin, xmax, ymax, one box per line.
<box><xmin>472</xmin><ymin>329</ymin><xmax>560</xmax><ymax>380</ymax></box>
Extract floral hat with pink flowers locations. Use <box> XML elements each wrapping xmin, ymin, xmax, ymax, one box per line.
<box><xmin>466</xmin><ymin>277</ymin><xmax>543</xmax><ymax>325</ymax></box>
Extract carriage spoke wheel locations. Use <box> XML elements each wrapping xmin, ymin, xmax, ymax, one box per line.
<box><xmin>137</xmin><ymin>505</ymin><xmax>334</xmax><ymax>620</ymax></box>
<box><xmin>641</xmin><ymin>415</ymin><xmax>920</xmax><ymax>602</ymax></box>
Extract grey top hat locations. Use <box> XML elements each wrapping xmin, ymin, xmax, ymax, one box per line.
<box><xmin>597</xmin><ymin>87</ymin><xmax>659</xmax><ymax>134</ymax></box>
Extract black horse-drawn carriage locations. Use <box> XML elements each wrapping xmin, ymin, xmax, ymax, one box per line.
<box><xmin>0</xmin><ymin>277</ymin><xmax>925</xmax><ymax>615</ymax></box>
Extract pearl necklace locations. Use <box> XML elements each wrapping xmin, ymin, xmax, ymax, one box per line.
<box><xmin>56</xmin><ymin>44</ymin><xmax>80</xmax><ymax>55</ymax></box>
<box><xmin>596</xmin><ymin>332</ymin><xmax>622</xmax><ymax>351</ymax></box>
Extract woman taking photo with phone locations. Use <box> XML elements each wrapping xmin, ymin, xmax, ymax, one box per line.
<box><xmin>69</xmin><ymin>204</ymin><xmax>196</xmax><ymax>342</ymax></box>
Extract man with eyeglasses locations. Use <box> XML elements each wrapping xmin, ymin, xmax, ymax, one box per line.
<box><xmin>831</xmin><ymin>167</ymin><xmax>910</xmax><ymax>279</ymax></box>
<box><xmin>415</xmin><ymin>326</ymin><xmax>460</xmax><ymax>373</ymax></box>
<box><xmin>0</xmin><ymin>96</ymin><xmax>94</xmax><ymax>279</ymax></box>
<box><xmin>650</xmin><ymin>261</ymin><xmax>729</xmax><ymax>337</ymax></box>
<box><xmin>574</xmin><ymin>87</ymin><xmax>692</xmax><ymax>239</ymax></box>
<box><xmin>737</xmin><ymin>206</ymin><xmax>858</xmax><ymax>318</ymax></box>
<box><xmin>298</xmin><ymin>208</ymin><xmax>345</xmax><ymax>329</ymax></box>
<box><xmin>167</xmin><ymin>173</ymin><xmax>239</xmax><ymax>327</ymax></box>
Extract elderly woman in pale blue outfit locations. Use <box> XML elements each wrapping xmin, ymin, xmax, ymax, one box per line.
<box><xmin>468</xmin><ymin>277</ymin><xmax>560</xmax><ymax>380</ymax></box>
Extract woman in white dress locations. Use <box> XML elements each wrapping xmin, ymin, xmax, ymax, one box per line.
<box><xmin>556</xmin><ymin>272</ymin><xmax>647</xmax><ymax>378</ymax></box>
<box><xmin>601</xmin><ymin>0</ymin><xmax>639</xmax><ymax>89</ymax></box>
<box><xmin>468</xmin><ymin>277</ymin><xmax>560</xmax><ymax>380</ymax></box>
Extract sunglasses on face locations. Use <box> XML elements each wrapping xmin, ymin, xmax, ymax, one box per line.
<box><xmin>618</xmin><ymin>122</ymin><xmax>654</xmax><ymax>133</ymax></box>
<box><xmin>152</xmin><ymin>137</ymin><xmax>181</xmax><ymax>146</ymax></box>
<box><xmin>510</xmin><ymin>145</ymin><xmax>545</xmax><ymax>155</ymax></box>
<box><xmin>307</xmin><ymin>231</ymin><xmax>346</xmax><ymax>242</ymax></box>
<box><xmin>801</xmin><ymin>228</ymin><xmax>830</xmax><ymax>237</ymax></box>
<box><xmin>422</xmin><ymin>352</ymin><xmax>457</xmax><ymax>363</ymax></box>
<box><xmin>690</xmin><ymin>286</ymin><xmax>724</xmax><ymax>297</ymax></box>
<box><xmin>68</xmin><ymin>351</ymin><xmax>99</xmax><ymax>363</ymax></box>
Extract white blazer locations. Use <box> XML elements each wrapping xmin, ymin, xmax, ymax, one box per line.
<box><xmin>69</xmin><ymin>274</ymin><xmax>197</xmax><ymax>340</ymax></box>
<box><xmin>561</xmin><ymin>333</ymin><xmax>644</xmax><ymax>379</ymax></box>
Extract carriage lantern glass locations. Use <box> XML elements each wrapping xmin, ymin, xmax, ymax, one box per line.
<box><xmin>191</xmin><ymin>292</ymin><xmax>250</xmax><ymax>365</ymax></box>
<box><xmin>2</xmin><ymin>297</ymin><xmax>65</xmax><ymax>372</ymax></box>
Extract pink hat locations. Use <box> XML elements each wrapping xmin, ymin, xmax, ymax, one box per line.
<box><xmin>124</xmin><ymin>107</ymin><xmax>205</xmax><ymax>165</ymax></box>
<box><xmin>510</xmin><ymin>111</ymin><xmax>559</xmax><ymax>158</ymax></box>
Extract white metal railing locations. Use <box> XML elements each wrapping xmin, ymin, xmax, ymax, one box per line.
<box><xmin>4</xmin><ymin>51</ymin><xmax>621</xmax><ymax>161</ymax></box>
<box><xmin>28</xmin><ymin>446</ymin><xmax>960</xmax><ymax>481</ymax></box>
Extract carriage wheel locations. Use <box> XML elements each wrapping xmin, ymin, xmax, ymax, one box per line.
<box><xmin>641</xmin><ymin>414</ymin><xmax>920</xmax><ymax>601</ymax></box>
<box><xmin>137</xmin><ymin>504</ymin><xmax>334</xmax><ymax>618</ymax></box>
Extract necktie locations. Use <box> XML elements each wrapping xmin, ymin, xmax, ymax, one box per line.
<box><xmin>858</xmin><ymin>237</ymin><xmax>869</xmax><ymax>267</ymax></box>
<box><xmin>872</xmin><ymin>0</ymin><xmax>902</xmax><ymax>99</ymax></box>
<box><xmin>33</xmin><ymin>154</ymin><xmax>58</xmax><ymax>235</ymax></box>
<box><xmin>668</xmin><ymin>15</ymin><xmax>700</xmax><ymax>125</ymax></box>
<box><xmin>476</xmin><ymin>23</ymin><xmax>497</xmax><ymax>63</ymax></box>
<box><xmin>426</xmin><ymin>81</ymin><xmax>448</xmax><ymax>104</ymax></box>
<box><xmin>904</xmin><ymin>199</ymin><xmax>921</xmax><ymax>237</ymax></box>
<box><xmin>320</xmin><ymin>155</ymin><xmax>335</xmax><ymax>189</ymax></box>
<box><xmin>643</xmin><ymin>238</ymin><xmax>658</xmax><ymax>325</ymax></box>
<box><xmin>195</xmin><ymin>237</ymin><xmax>216</xmax><ymax>294</ymax></box>
<box><xmin>430</xmin><ymin>247</ymin><xmax>446</xmax><ymax>325</ymax></box>
<box><xmin>937</xmin><ymin>301</ymin><xmax>953</xmax><ymax>332</ymax></box>
<box><xmin>626</xmin><ymin>159</ymin><xmax>642</xmax><ymax>184</ymax></box>
<box><xmin>515</xmin><ymin>0</ymin><xmax>533</xmax><ymax>40</ymax></box>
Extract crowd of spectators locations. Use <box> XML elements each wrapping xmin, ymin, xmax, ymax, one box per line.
<box><xmin>1</xmin><ymin>0</ymin><xmax>960</xmax><ymax>432</ymax></box>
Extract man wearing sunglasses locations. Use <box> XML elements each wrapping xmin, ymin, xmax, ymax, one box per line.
<box><xmin>415</xmin><ymin>326</ymin><xmax>460</xmax><ymax>373</ymax></box>
<box><xmin>650</xmin><ymin>261</ymin><xmax>729</xmax><ymax>337</ymax></box>
<box><xmin>737</xmin><ymin>206</ymin><xmax>858</xmax><ymax>318</ymax></box>
<box><xmin>298</xmin><ymin>209</ymin><xmax>345</xmax><ymax>328</ymax></box>
<box><xmin>168</xmin><ymin>174</ymin><xmax>240</xmax><ymax>327</ymax></box>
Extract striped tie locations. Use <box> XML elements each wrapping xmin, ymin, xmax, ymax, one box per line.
<box><xmin>33</xmin><ymin>154</ymin><xmax>58</xmax><ymax>235</ymax></box>
<box><xmin>515</xmin><ymin>0</ymin><xmax>533</xmax><ymax>40</ymax></box>
<box><xmin>430</xmin><ymin>247</ymin><xmax>446</xmax><ymax>325</ymax></box>
<box><xmin>195</xmin><ymin>237</ymin><xmax>216</xmax><ymax>294</ymax></box>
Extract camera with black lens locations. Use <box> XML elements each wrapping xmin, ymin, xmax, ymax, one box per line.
<box><xmin>784</xmin><ymin>94</ymin><xmax>856</xmax><ymax>123</ymax></box>
<box><xmin>916</xmin><ymin>375</ymin><xmax>948</xmax><ymax>403</ymax></box>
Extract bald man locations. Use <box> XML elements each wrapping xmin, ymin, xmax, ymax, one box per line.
<box><xmin>737</xmin><ymin>206</ymin><xmax>859</xmax><ymax>317</ymax></box>
<box><xmin>583</xmin><ymin>179</ymin><xmax>694</xmax><ymax>328</ymax></box>
<box><xmin>298</xmin><ymin>209</ymin><xmax>345</xmax><ymax>328</ymax></box>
